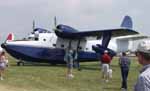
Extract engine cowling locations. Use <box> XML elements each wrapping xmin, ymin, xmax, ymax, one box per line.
<box><xmin>55</xmin><ymin>24</ymin><xmax>80</xmax><ymax>39</ymax></box>
<box><xmin>92</xmin><ymin>44</ymin><xmax>116</xmax><ymax>58</ymax></box>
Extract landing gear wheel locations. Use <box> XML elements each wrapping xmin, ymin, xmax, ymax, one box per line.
<box><xmin>50</xmin><ymin>63</ymin><xmax>56</xmax><ymax>66</ymax></box>
<box><xmin>17</xmin><ymin>61</ymin><xmax>25</xmax><ymax>66</ymax></box>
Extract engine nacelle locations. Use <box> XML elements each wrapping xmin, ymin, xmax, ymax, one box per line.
<box><xmin>92</xmin><ymin>44</ymin><xmax>116</xmax><ymax>58</ymax></box>
<box><xmin>55</xmin><ymin>24</ymin><xmax>80</xmax><ymax>39</ymax></box>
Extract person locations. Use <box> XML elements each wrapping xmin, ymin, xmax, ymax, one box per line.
<box><xmin>64</xmin><ymin>48</ymin><xmax>74</xmax><ymax>79</ymax></box>
<box><xmin>0</xmin><ymin>51</ymin><xmax>8</xmax><ymax>80</ymax></box>
<box><xmin>101</xmin><ymin>50</ymin><xmax>112</xmax><ymax>82</ymax></box>
<box><xmin>134</xmin><ymin>40</ymin><xmax>150</xmax><ymax>91</ymax></box>
<box><xmin>73</xmin><ymin>50</ymin><xmax>81</xmax><ymax>71</ymax></box>
<box><xmin>119</xmin><ymin>52</ymin><xmax>131</xmax><ymax>91</ymax></box>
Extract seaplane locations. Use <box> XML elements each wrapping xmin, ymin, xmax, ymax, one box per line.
<box><xmin>1</xmin><ymin>16</ymin><xmax>140</xmax><ymax>65</ymax></box>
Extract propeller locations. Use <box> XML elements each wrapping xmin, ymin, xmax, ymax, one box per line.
<box><xmin>52</xmin><ymin>16</ymin><xmax>57</xmax><ymax>32</ymax></box>
<box><xmin>54</xmin><ymin>16</ymin><xmax>57</xmax><ymax>28</ymax></box>
<box><xmin>53</xmin><ymin>16</ymin><xmax>62</xmax><ymax>33</ymax></box>
<box><xmin>32</xmin><ymin>20</ymin><xmax>35</xmax><ymax>31</ymax></box>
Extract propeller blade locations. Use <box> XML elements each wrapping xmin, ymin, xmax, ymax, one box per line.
<box><xmin>33</xmin><ymin>20</ymin><xmax>35</xmax><ymax>31</ymax></box>
<box><xmin>54</xmin><ymin>16</ymin><xmax>57</xmax><ymax>28</ymax></box>
<box><xmin>53</xmin><ymin>16</ymin><xmax>59</xmax><ymax>32</ymax></box>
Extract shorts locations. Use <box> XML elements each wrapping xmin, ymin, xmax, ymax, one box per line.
<box><xmin>102</xmin><ymin>64</ymin><xmax>109</xmax><ymax>76</ymax></box>
<box><xmin>0</xmin><ymin>63</ymin><xmax>6</xmax><ymax>70</ymax></box>
<box><xmin>67</xmin><ymin>60</ymin><xmax>73</xmax><ymax>69</ymax></box>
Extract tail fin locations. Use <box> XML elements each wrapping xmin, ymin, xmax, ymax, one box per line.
<box><xmin>6</xmin><ymin>33</ymin><xmax>14</xmax><ymax>41</ymax></box>
<box><xmin>121</xmin><ymin>15</ymin><xmax>133</xmax><ymax>29</ymax></box>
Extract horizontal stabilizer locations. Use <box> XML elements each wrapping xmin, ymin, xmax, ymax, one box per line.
<box><xmin>116</xmin><ymin>34</ymin><xmax>148</xmax><ymax>40</ymax></box>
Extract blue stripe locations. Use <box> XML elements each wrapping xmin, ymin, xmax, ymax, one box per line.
<box><xmin>5</xmin><ymin>45</ymin><xmax>98</xmax><ymax>63</ymax></box>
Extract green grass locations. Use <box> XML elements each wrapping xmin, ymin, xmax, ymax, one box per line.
<box><xmin>0</xmin><ymin>55</ymin><xmax>141</xmax><ymax>91</ymax></box>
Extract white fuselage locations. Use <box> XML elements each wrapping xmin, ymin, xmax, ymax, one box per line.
<box><xmin>6</xmin><ymin>33</ymin><xmax>123</xmax><ymax>53</ymax></box>
<box><xmin>3</xmin><ymin>32</ymin><xmax>142</xmax><ymax>64</ymax></box>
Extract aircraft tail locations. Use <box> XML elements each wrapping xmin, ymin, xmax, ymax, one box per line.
<box><xmin>6</xmin><ymin>33</ymin><xmax>14</xmax><ymax>41</ymax></box>
<box><xmin>121</xmin><ymin>15</ymin><xmax>133</xmax><ymax>29</ymax></box>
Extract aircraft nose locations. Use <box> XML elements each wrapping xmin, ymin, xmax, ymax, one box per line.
<box><xmin>1</xmin><ymin>43</ymin><xmax>6</xmax><ymax>49</ymax></box>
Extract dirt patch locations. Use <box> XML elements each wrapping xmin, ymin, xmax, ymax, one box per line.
<box><xmin>0</xmin><ymin>84</ymin><xmax>28</xmax><ymax>91</ymax></box>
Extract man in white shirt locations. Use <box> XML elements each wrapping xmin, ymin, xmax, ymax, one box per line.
<box><xmin>134</xmin><ymin>40</ymin><xmax>150</xmax><ymax>91</ymax></box>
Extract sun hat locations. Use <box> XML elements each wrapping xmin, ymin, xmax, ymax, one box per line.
<box><xmin>137</xmin><ymin>40</ymin><xmax>150</xmax><ymax>53</ymax></box>
<box><xmin>104</xmin><ymin>50</ymin><xmax>108</xmax><ymax>53</ymax></box>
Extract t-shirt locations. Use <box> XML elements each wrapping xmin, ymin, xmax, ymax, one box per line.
<box><xmin>101</xmin><ymin>54</ymin><xmax>111</xmax><ymax>64</ymax></box>
<box><xmin>119</xmin><ymin>56</ymin><xmax>130</xmax><ymax>68</ymax></box>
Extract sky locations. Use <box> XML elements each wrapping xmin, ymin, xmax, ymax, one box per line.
<box><xmin>0</xmin><ymin>0</ymin><xmax>150</xmax><ymax>43</ymax></box>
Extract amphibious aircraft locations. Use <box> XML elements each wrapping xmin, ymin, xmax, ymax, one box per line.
<box><xmin>1</xmin><ymin>16</ymin><xmax>139</xmax><ymax>65</ymax></box>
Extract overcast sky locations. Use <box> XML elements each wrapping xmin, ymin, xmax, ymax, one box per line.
<box><xmin>0</xmin><ymin>0</ymin><xmax>150</xmax><ymax>43</ymax></box>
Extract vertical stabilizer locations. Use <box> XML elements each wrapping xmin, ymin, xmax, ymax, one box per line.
<box><xmin>6</xmin><ymin>33</ymin><xmax>14</xmax><ymax>41</ymax></box>
<box><xmin>121</xmin><ymin>15</ymin><xmax>133</xmax><ymax>29</ymax></box>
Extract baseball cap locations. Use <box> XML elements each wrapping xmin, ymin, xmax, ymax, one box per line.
<box><xmin>104</xmin><ymin>50</ymin><xmax>108</xmax><ymax>53</ymax></box>
<box><xmin>137</xmin><ymin>40</ymin><xmax>150</xmax><ymax>53</ymax></box>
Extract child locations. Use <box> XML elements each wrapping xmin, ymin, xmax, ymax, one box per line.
<box><xmin>0</xmin><ymin>51</ymin><xmax>8</xmax><ymax>80</ymax></box>
<box><xmin>108</xmin><ymin>69</ymin><xmax>112</xmax><ymax>79</ymax></box>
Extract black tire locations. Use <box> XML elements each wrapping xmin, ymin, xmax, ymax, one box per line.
<box><xmin>17</xmin><ymin>61</ymin><xmax>25</xmax><ymax>66</ymax></box>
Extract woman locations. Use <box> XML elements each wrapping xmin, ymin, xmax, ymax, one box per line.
<box><xmin>64</xmin><ymin>48</ymin><xmax>74</xmax><ymax>79</ymax></box>
<box><xmin>0</xmin><ymin>51</ymin><xmax>7</xmax><ymax>80</ymax></box>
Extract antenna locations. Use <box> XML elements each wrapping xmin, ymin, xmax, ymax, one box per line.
<box><xmin>33</xmin><ymin>20</ymin><xmax>35</xmax><ymax>31</ymax></box>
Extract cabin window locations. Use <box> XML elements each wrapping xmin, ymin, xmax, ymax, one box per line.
<box><xmin>35</xmin><ymin>38</ymin><xmax>39</xmax><ymax>41</ymax></box>
<box><xmin>79</xmin><ymin>46</ymin><xmax>82</xmax><ymax>50</ymax></box>
<box><xmin>61</xmin><ymin>44</ymin><xmax>64</xmax><ymax>48</ymax></box>
<box><xmin>53</xmin><ymin>44</ymin><xmax>56</xmax><ymax>47</ymax></box>
<box><xmin>43</xmin><ymin>39</ymin><xmax>46</xmax><ymax>41</ymax></box>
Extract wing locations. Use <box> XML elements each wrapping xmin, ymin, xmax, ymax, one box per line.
<box><xmin>116</xmin><ymin>34</ymin><xmax>148</xmax><ymax>40</ymax></box>
<box><xmin>71</xmin><ymin>28</ymin><xmax>138</xmax><ymax>38</ymax></box>
<box><xmin>55</xmin><ymin>25</ymin><xmax>138</xmax><ymax>39</ymax></box>
<box><xmin>54</xmin><ymin>15</ymin><xmax>139</xmax><ymax>39</ymax></box>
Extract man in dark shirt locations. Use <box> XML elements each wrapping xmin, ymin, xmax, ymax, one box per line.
<box><xmin>119</xmin><ymin>52</ymin><xmax>130</xmax><ymax>90</ymax></box>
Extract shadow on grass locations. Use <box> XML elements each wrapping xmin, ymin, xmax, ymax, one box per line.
<box><xmin>103</xmin><ymin>87</ymin><xmax>120</xmax><ymax>91</ymax></box>
<box><xmin>10</xmin><ymin>63</ymin><xmax>67</xmax><ymax>68</ymax></box>
<box><xmin>10</xmin><ymin>62</ymin><xmax>101</xmax><ymax>70</ymax></box>
<box><xmin>80</xmin><ymin>66</ymin><xmax>100</xmax><ymax>71</ymax></box>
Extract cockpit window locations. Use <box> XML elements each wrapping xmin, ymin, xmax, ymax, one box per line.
<box><xmin>34</xmin><ymin>28</ymin><xmax>51</xmax><ymax>33</ymax></box>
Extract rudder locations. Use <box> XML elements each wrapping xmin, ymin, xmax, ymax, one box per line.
<box><xmin>121</xmin><ymin>15</ymin><xmax>133</xmax><ymax>29</ymax></box>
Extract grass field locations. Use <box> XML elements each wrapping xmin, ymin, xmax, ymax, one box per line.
<box><xmin>0</xmin><ymin>54</ymin><xmax>141</xmax><ymax>91</ymax></box>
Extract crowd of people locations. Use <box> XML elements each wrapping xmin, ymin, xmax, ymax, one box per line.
<box><xmin>100</xmin><ymin>40</ymin><xmax>150</xmax><ymax>91</ymax></box>
<box><xmin>63</xmin><ymin>40</ymin><xmax>150</xmax><ymax>91</ymax></box>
